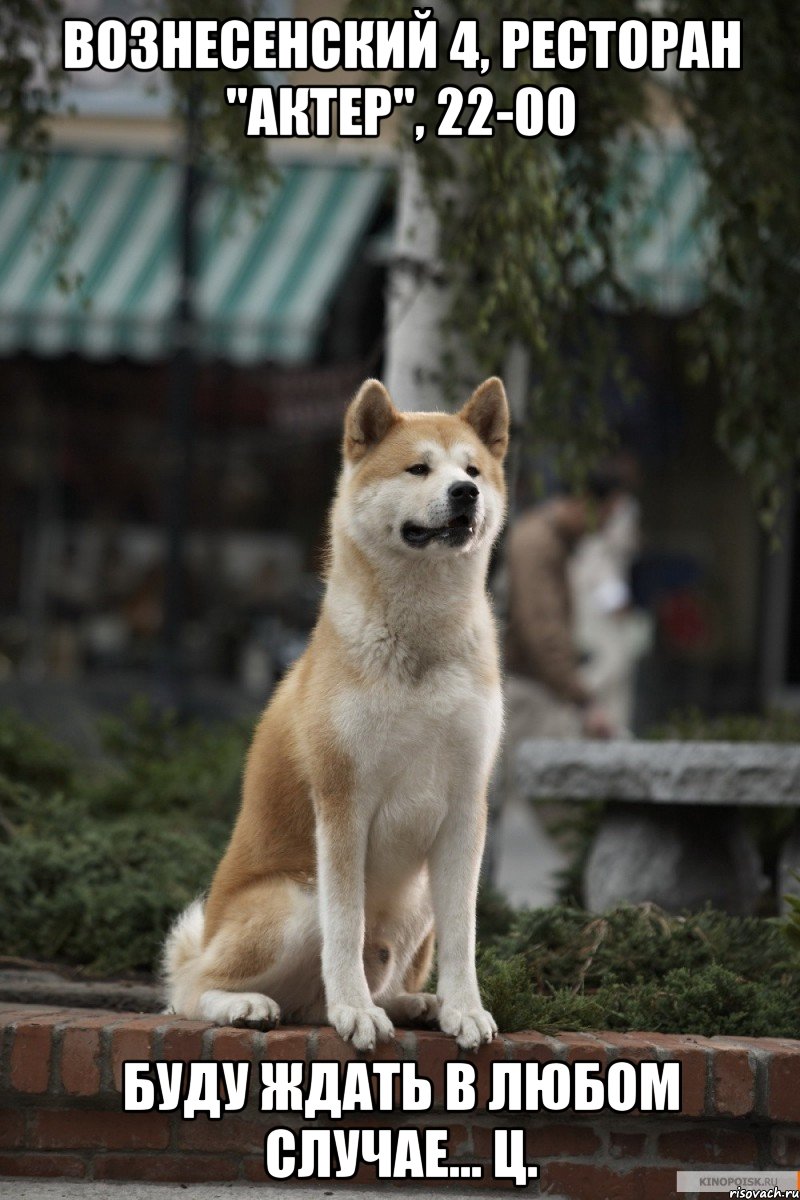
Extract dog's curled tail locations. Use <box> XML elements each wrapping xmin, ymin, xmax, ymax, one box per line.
<box><xmin>161</xmin><ymin>898</ymin><xmax>205</xmax><ymax>1014</ymax></box>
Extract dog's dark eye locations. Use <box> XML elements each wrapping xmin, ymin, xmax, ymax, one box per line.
<box><xmin>466</xmin><ymin>465</ymin><xmax>480</xmax><ymax>478</ymax></box>
<box><xmin>406</xmin><ymin>463</ymin><xmax>430</xmax><ymax>476</ymax></box>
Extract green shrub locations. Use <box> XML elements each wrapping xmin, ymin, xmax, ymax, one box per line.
<box><xmin>785</xmin><ymin>873</ymin><xmax>800</xmax><ymax>954</ymax></box>
<box><xmin>648</xmin><ymin>707</ymin><xmax>800</xmax><ymax>743</ymax></box>
<box><xmin>476</xmin><ymin>903</ymin><xmax>800</xmax><ymax>1037</ymax></box>
<box><xmin>493</xmin><ymin>903</ymin><xmax>794</xmax><ymax>990</ymax></box>
<box><xmin>0</xmin><ymin>813</ymin><xmax>226</xmax><ymax>974</ymax></box>
<box><xmin>0</xmin><ymin>707</ymin><xmax>74</xmax><ymax>791</ymax></box>
<box><xmin>0</xmin><ymin>701</ymin><xmax>246</xmax><ymax>975</ymax></box>
<box><xmin>479</xmin><ymin>959</ymin><xmax>800</xmax><ymax>1040</ymax></box>
<box><xmin>475</xmin><ymin>881</ymin><xmax>516</xmax><ymax>941</ymax></box>
<box><xmin>90</xmin><ymin>697</ymin><xmax>248</xmax><ymax>819</ymax></box>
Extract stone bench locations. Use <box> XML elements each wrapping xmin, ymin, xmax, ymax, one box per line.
<box><xmin>516</xmin><ymin>740</ymin><xmax>800</xmax><ymax>914</ymax></box>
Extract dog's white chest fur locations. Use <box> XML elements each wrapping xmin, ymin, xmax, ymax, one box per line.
<box><xmin>332</xmin><ymin>658</ymin><xmax>502</xmax><ymax>888</ymax></box>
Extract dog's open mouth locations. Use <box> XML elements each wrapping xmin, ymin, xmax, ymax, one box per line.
<box><xmin>401</xmin><ymin>513</ymin><xmax>476</xmax><ymax>548</ymax></box>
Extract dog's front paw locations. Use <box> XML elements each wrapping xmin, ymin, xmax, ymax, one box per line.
<box><xmin>438</xmin><ymin>1002</ymin><xmax>497</xmax><ymax>1050</ymax></box>
<box><xmin>329</xmin><ymin>1003</ymin><xmax>394</xmax><ymax>1051</ymax></box>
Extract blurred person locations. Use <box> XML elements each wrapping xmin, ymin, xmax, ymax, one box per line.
<box><xmin>570</xmin><ymin>489</ymin><xmax>653</xmax><ymax>733</ymax></box>
<box><xmin>504</xmin><ymin>468</ymin><xmax>627</xmax><ymax>743</ymax></box>
<box><xmin>489</xmin><ymin>469</ymin><xmax>629</xmax><ymax>908</ymax></box>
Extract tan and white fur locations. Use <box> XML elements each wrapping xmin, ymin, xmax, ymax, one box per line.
<box><xmin>163</xmin><ymin>377</ymin><xmax>509</xmax><ymax>1051</ymax></box>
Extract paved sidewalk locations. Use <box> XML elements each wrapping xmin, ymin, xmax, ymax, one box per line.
<box><xmin>0</xmin><ymin>1184</ymin><xmax>528</xmax><ymax>1200</ymax></box>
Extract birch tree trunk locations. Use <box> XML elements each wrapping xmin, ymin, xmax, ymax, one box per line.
<box><xmin>384</xmin><ymin>150</ymin><xmax>529</xmax><ymax>421</ymax></box>
<box><xmin>383</xmin><ymin>150</ymin><xmax>453</xmax><ymax>412</ymax></box>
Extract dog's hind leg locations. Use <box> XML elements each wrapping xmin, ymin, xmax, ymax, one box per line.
<box><xmin>403</xmin><ymin>925</ymin><xmax>436</xmax><ymax>993</ymax></box>
<box><xmin>197</xmin><ymin>988</ymin><xmax>281</xmax><ymax>1029</ymax></box>
<box><xmin>381</xmin><ymin>925</ymin><xmax>440</xmax><ymax>1026</ymax></box>
<box><xmin>164</xmin><ymin>876</ymin><xmax>323</xmax><ymax>1027</ymax></box>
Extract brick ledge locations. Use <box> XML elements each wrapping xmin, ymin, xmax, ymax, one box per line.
<box><xmin>2</xmin><ymin>1003</ymin><xmax>799</xmax><ymax>1197</ymax></box>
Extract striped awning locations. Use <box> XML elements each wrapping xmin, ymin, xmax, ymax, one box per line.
<box><xmin>610</xmin><ymin>132</ymin><xmax>712</xmax><ymax>313</ymax></box>
<box><xmin>0</xmin><ymin>151</ymin><xmax>388</xmax><ymax>363</ymax></box>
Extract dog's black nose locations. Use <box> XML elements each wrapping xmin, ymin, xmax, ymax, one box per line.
<box><xmin>449</xmin><ymin>480</ymin><xmax>479</xmax><ymax>508</ymax></box>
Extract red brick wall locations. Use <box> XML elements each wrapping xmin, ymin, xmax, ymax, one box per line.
<box><xmin>1</xmin><ymin>1003</ymin><xmax>799</xmax><ymax>1197</ymax></box>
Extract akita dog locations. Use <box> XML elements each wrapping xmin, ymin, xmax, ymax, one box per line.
<box><xmin>163</xmin><ymin>376</ymin><xmax>509</xmax><ymax>1051</ymax></box>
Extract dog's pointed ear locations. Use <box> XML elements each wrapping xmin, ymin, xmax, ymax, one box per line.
<box><xmin>459</xmin><ymin>377</ymin><xmax>509</xmax><ymax>460</ymax></box>
<box><xmin>344</xmin><ymin>379</ymin><xmax>400</xmax><ymax>462</ymax></box>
